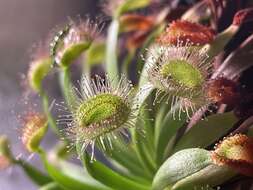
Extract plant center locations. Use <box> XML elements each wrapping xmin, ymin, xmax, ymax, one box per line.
<box><xmin>160</xmin><ymin>59</ymin><xmax>204</xmax><ymax>88</ymax></box>
<box><xmin>76</xmin><ymin>94</ymin><xmax>131</xmax><ymax>128</ymax></box>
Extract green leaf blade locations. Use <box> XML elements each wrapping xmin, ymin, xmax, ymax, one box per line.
<box><xmin>172</xmin><ymin>112</ymin><xmax>238</xmax><ymax>153</ymax></box>
<box><xmin>79</xmin><ymin>149</ymin><xmax>151</xmax><ymax>190</ymax></box>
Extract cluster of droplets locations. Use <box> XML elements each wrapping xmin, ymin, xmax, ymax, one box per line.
<box><xmin>56</xmin><ymin>75</ymin><xmax>137</xmax><ymax>159</ymax></box>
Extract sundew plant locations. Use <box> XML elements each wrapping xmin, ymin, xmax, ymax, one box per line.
<box><xmin>2</xmin><ymin>0</ymin><xmax>253</xmax><ymax>190</ymax></box>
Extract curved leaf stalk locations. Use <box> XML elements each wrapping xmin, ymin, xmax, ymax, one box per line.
<box><xmin>172</xmin><ymin>112</ymin><xmax>238</xmax><ymax>153</ymax></box>
<box><xmin>106</xmin><ymin>20</ymin><xmax>120</xmax><ymax>87</ymax></box>
<box><xmin>59</xmin><ymin>67</ymin><xmax>77</xmax><ymax>112</ymax></box>
<box><xmin>14</xmin><ymin>159</ymin><xmax>52</xmax><ymax>186</ymax></box>
<box><xmin>108</xmin><ymin>157</ymin><xmax>152</xmax><ymax>185</ymax></box>
<box><xmin>108</xmin><ymin>141</ymin><xmax>152</xmax><ymax>181</ymax></box>
<box><xmin>39</xmin><ymin>182</ymin><xmax>64</xmax><ymax>190</ymax></box>
<box><xmin>121</xmin><ymin>49</ymin><xmax>136</xmax><ymax>77</ymax></box>
<box><xmin>130</xmin><ymin>84</ymin><xmax>156</xmax><ymax>176</ymax></box>
<box><xmin>40</xmin><ymin>90</ymin><xmax>60</xmax><ymax>136</ymax></box>
<box><xmin>38</xmin><ymin>148</ymin><xmax>110</xmax><ymax>190</ymax></box>
<box><xmin>202</xmin><ymin>24</ymin><xmax>239</xmax><ymax>61</ymax></box>
<box><xmin>82</xmin><ymin>53</ymin><xmax>91</xmax><ymax>79</ymax></box>
<box><xmin>138</xmin><ymin>24</ymin><xmax>166</xmax><ymax>86</ymax></box>
<box><xmin>155</xmin><ymin>103</ymin><xmax>187</xmax><ymax>166</ymax></box>
<box><xmin>76</xmin><ymin>142</ymin><xmax>151</xmax><ymax>190</ymax></box>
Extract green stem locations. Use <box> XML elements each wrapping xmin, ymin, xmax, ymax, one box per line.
<box><xmin>82</xmin><ymin>54</ymin><xmax>91</xmax><ymax>79</ymax></box>
<box><xmin>202</xmin><ymin>24</ymin><xmax>239</xmax><ymax>61</ymax></box>
<box><xmin>138</xmin><ymin>24</ymin><xmax>165</xmax><ymax>86</ymax></box>
<box><xmin>14</xmin><ymin>158</ymin><xmax>52</xmax><ymax>186</ymax></box>
<box><xmin>106</xmin><ymin>19</ymin><xmax>120</xmax><ymax>86</ymax></box>
<box><xmin>121</xmin><ymin>50</ymin><xmax>136</xmax><ymax>77</ymax></box>
<box><xmin>132</xmin><ymin>129</ymin><xmax>157</xmax><ymax>177</ymax></box>
<box><xmin>77</xmin><ymin>144</ymin><xmax>151</xmax><ymax>190</ymax></box>
<box><xmin>59</xmin><ymin>67</ymin><xmax>77</xmax><ymax>112</ymax></box>
<box><xmin>39</xmin><ymin>182</ymin><xmax>65</xmax><ymax>190</ymax></box>
<box><xmin>40</xmin><ymin>90</ymin><xmax>60</xmax><ymax>136</ymax></box>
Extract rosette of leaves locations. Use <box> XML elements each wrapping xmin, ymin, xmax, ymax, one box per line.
<box><xmin>5</xmin><ymin>1</ymin><xmax>253</xmax><ymax>190</ymax></box>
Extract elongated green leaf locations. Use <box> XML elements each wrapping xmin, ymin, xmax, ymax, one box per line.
<box><xmin>40</xmin><ymin>90</ymin><xmax>60</xmax><ymax>136</ymax></box>
<box><xmin>134</xmin><ymin>83</ymin><xmax>154</xmax><ymax>109</ymax></box>
<box><xmin>17</xmin><ymin>160</ymin><xmax>52</xmax><ymax>186</ymax></box>
<box><xmin>39</xmin><ymin>182</ymin><xmax>65</xmax><ymax>190</ymax></box>
<box><xmin>155</xmin><ymin>104</ymin><xmax>187</xmax><ymax>165</ymax></box>
<box><xmin>130</xmin><ymin>84</ymin><xmax>156</xmax><ymax>176</ymax></box>
<box><xmin>41</xmin><ymin>153</ymin><xmax>110</xmax><ymax>190</ymax></box>
<box><xmin>106</xmin><ymin>20</ymin><xmax>119</xmax><ymax>86</ymax></box>
<box><xmin>172</xmin><ymin>112</ymin><xmax>238</xmax><ymax>153</ymax></box>
<box><xmin>132</xmin><ymin>125</ymin><xmax>156</xmax><ymax>176</ymax></box>
<box><xmin>202</xmin><ymin>24</ymin><xmax>239</xmax><ymax>61</ymax></box>
<box><xmin>58</xmin><ymin>68</ymin><xmax>78</xmax><ymax>112</ymax></box>
<box><xmin>137</xmin><ymin>24</ymin><xmax>165</xmax><ymax>84</ymax></box>
<box><xmin>109</xmin><ymin>141</ymin><xmax>152</xmax><ymax>181</ymax></box>
<box><xmin>141</xmin><ymin>104</ymin><xmax>155</xmax><ymax>152</ymax></box>
<box><xmin>108</xmin><ymin>159</ymin><xmax>151</xmax><ymax>185</ymax></box>
<box><xmin>121</xmin><ymin>50</ymin><xmax>135</xmax><ymax>76</ymax></box>
<box><xmin>132</xmin><ymin>100</ymin><xmax>156</xmax><ymax>175</ymax></box>
<box><xmin>80</xmin><ymin>151</ymin><xmax>151</xmax><ymax>190</ymax></box>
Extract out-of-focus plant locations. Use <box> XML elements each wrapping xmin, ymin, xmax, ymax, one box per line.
<box><xmin>2</xmin><ymin>0</ymin><xmax>253</xmax><ymax>190</ymax></box>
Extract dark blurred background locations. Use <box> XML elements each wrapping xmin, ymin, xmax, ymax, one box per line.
<box><xmin>0</xmin><ymin>1</ymin><xmax>98</xmax><ymax>189</ymax></box>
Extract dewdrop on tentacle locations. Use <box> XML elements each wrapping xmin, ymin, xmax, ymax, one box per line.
<box><xmin>21</xmin><ymin>112</ymin><xmax>48</xmax><ymax>153</ymax></box>
<box><xmin>146</xmin><ymin>42</ymin><xmax>213</xmax><ymax>119</ymax></box>
<box><xmin>59</xmin><ymin>74</ymin><xmax>136</xmax><ymax>159</ymax></box>
<box><xmin>50</xmin><ymin>18</ymin><xmax>102</xmax><ymax>68</ymax></box>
